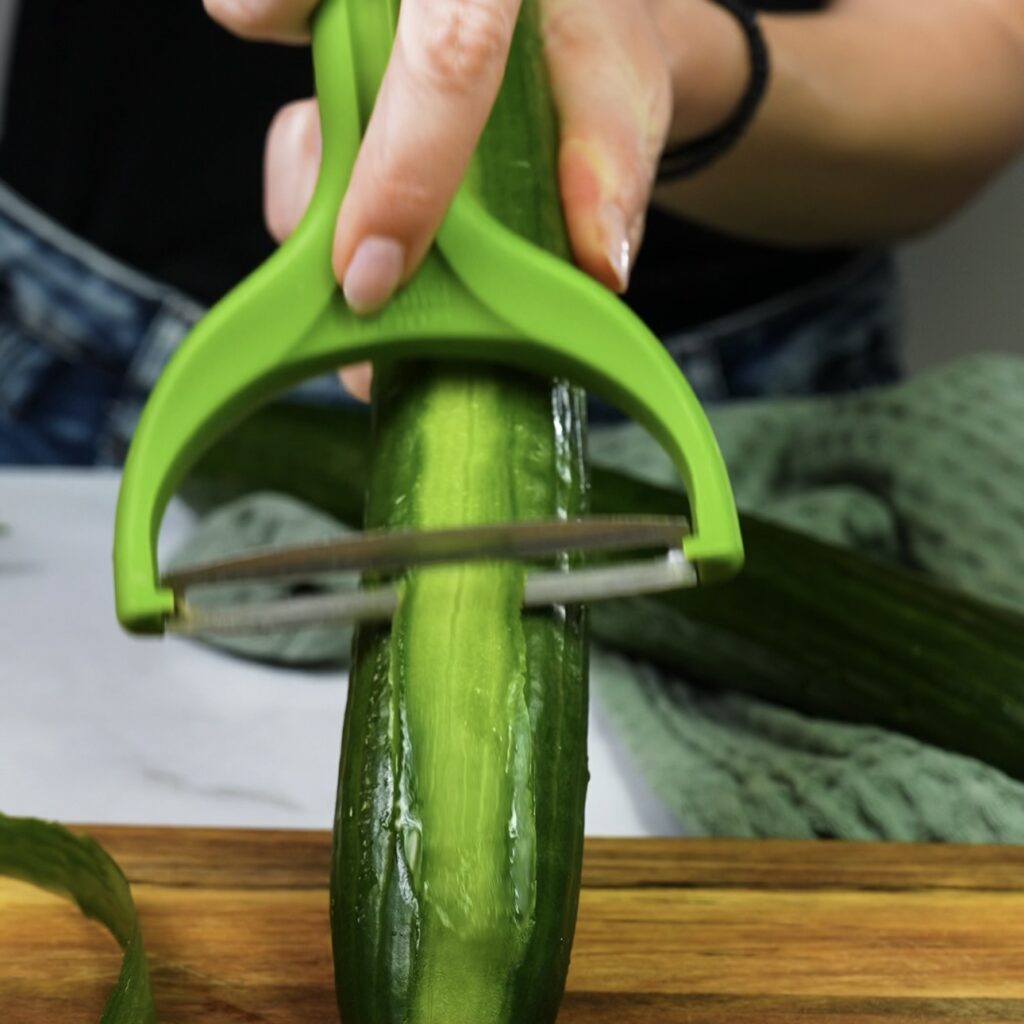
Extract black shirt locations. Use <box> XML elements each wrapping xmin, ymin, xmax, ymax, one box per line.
<box><xmin>630</xmin><ymin>0</ymin><xmax>846</xmax><ymax>333</ymax></box>
<box><xmin>0</xmin><ymin>1</ymin><xmax>312</xmax><ymax>302</ymax></box>
<box><xmin>0</xmin><ymin>0</ymin><xmax>842</xmax><ymax>330</ymax></box>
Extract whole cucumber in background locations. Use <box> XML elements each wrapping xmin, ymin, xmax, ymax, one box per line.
<box><xmin>330</xmin><ymin>1</ymin><xmax>592</xmax><ymax>1021</ymax></box>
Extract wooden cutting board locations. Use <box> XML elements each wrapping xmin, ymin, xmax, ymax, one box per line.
<box><xmin>2</xmin><ymin>827</ymin><xmax>1024</xmax><ymax>1022</ymax></box>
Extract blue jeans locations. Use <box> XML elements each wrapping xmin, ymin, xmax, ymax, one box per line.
<box><xmin>0</xmin><ymin>183</ymin><xmax>203</xmax><ymax>465</ymax></box>
<box><xmin>0</xmin><ymin>183</ymin><xmax>348</xmax><ymax>466</ymax></box>
<box><xmin>0</xmin><ymin>181</ymin><xmax>901</xmax><ymax>465</ymax></box>
<box><xmin>665</xmin><ymin>251</ymin><xmax>903</xmax><ymax>400</ymax></box>
<box><xmin>588</xmin><ymin>248</ymin><xmax>903</xmax><ymax>421</ymax></box>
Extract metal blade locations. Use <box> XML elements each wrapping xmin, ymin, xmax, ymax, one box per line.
<box><xmin>524</xmin><ymin>548</ymin><xmax>695</xmax><ymax>605</ymax></box>
<box><xmin>162</xmin><ymin>515</ymin><xmax>689</xmax><ymax>590</ymax></box>
<box><xmin>168</xmin><ymin>551</ymin><xmax>695</xmax><ymax>637</ymax></box>
<box><xmin>170</xmin><ymin>587</ymin><xmax>399</xmax><ymax>636</ymax></box>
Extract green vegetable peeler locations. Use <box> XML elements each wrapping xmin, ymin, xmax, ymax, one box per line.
<box><xmin>112</xmin><ymin>0</ymin><xmax>743</xmax><ymax>636</ymax></box>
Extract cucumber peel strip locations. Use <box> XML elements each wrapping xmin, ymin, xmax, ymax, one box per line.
<box><xmin>0</xmin><ymin>813</ymin><xmax>155</xmax><ymax>1023</ymax></box>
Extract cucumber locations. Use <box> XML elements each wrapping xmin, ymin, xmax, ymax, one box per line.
<box><xmin>332</xmin><ymin>365</ymin><xmax>588</xmax><ymax>1024</ymax></box>
<box><xmin>330</xmin><ymin>3</ymin><xmax>590</xmax><ymax>1022</ymax></box>
<box><xmin>588</xmin><ymin>469</ymin><xmax>1024</xmax><ymax>782</ymax></box>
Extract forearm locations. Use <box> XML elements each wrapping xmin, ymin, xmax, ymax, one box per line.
<box><xmin>654</xmin><ymin>0</ymin><xmax>1024</xmax><ymax>246</ymax></box>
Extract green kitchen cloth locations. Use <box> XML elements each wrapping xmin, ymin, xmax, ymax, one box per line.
<box><xmin>168</xmin><ymin>495</ymin><xmax>359</xmax><ymax>666</ymax></box>
<box><xmin>589</xmin><ymin>354</ymin><xmax>1024</xmax><ymax>841</ymax></box>
<box><xmin>172</xmin><ymin>354</ymin><xmax>1024</xmax><ymax>841</ymax></box>
<box><xmin>590</xmin><ymin>353</ymin><xmax>1024</xmax><ymax>611</ymax></box>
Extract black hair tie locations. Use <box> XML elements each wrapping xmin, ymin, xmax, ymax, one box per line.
<box><xmin>656</xmin><ymin>0</ymin><xmax>770</xmax><ymax>181</ymax></box>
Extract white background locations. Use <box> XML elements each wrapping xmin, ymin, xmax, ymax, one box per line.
<box><xmin>0</xmin><ymin>470</ymin><xmax>682</xmax><ymax>836</ymax></box>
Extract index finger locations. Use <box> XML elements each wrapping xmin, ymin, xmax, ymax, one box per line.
<box><xmin>333</xmin><ymin>0</ymin><xmax>523</xmax><ymax>309</ymax></box>
<box><xmin>203</xmin><ymin>0</ymin><xmax>318</xmax><ymax>43</ymax></box>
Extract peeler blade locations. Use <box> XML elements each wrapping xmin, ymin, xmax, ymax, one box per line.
<box><xmin>162</xmin><ymin>515</ymin><xmax>689</xmax><ymax>587</ymax></box>
<box><xmin>169</xmin><ymin>552</ymin><xmax>695</xmax><ymax>637</ymax></box>
<box><xmin>165</xmin><ymin>515</ymin><xmax>694</xmax><ymax>637</ymax></box>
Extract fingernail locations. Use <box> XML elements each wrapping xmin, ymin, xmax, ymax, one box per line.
<box><xmin>343</xmin><ymin>236</ymin><xmax>405</xmax><ymax>313</ymax></box>
<box><xmin>338</xmin><ymin>362</ymin><xmax>373</xmax><ymax>403</ymax></box>
<box><xmin>599</xmin><ymin>203</ymin><xmax>632</xmax><ymax>292</ymax></box>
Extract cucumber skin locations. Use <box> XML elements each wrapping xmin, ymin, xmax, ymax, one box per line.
<box><xmin>331</xmin><ymin>365</ymin><xmax>589</xmax><ymax>1024</ymax></box>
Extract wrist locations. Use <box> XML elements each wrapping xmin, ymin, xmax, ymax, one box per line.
<box><xmin>651</xmin><ymin>0</ymin><xmax>752</xmax><ymax>149</ymax></box>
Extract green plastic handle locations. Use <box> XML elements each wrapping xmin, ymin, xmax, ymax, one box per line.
<box><xmin>113</xmin><ymin>0</ymin><xmax>743</xmax><ymax>634</ymax></box>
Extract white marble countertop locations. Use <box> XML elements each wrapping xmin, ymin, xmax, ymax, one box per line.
<box><xmin>0</xmin><ymin>469</ymin><xmax>681</xmax><ymax>836</ymax></box>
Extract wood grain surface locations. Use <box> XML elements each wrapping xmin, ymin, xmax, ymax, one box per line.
<box><xmin>2</xmin><ymin>828</ymin><xmax>1024</xmax><ymax>1023</ymax></box>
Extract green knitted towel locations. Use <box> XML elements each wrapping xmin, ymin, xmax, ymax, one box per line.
<box><xmin>173</xmin><ymin>355</ymin><xmax>1024</xmax><ymax>841</ymax></box>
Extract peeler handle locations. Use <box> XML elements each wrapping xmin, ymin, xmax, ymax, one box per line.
<box><xmin>113</xmin><ymin>0</ymin><xmax>742</xmax><ymax>634</ymax></box>
<box><xmin>113</xmin><ymin>0</ymin><xmax>392</xmax><ymax>633</ymax></box>
<box><xmin>436</xmin><ymin>199</ymin><xmax>743</xmax><ymax>582</ymax></box>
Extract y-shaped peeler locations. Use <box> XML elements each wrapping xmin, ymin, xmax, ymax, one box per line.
<box><xmin>113</xmin><ymin>0</ymin><xmax>743</xmax><ymax>636</ymax></box>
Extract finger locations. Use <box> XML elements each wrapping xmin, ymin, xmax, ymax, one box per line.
<box><xmin>333</xmin><ymin>0</ymin><xmax>523</xmax><ymax>313</ymax></box>
<box><xmin>339</xmin><ymin>363</ymin><xmax>373</xmax><ymax>402</ymax></box>
<box><xmin>542</xmin><ymin>0</ymin><xmax>671</xmax><ymax>291</ymax></box>
<box><xmin>264</xmin><ymin>99</ymin><xmax>322</xmax><ymax>242</ymax></box>
<box><xmin>263</xmin><ymin>101</ymin><xmax>370</xmax><ymax>394</ymax></box>
<box><xmin>203</xmin><ymin>0</ymin><xmax>317</xmax><ymax>43</ymax></box>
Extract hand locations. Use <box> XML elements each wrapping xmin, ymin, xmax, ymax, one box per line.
<box><xmin>648</xmin><ymin>0</ymin><xmax>751</xmax><ymax>155</ymax></box>
<box><xmin>204</xmin><ymin>0</ymin><xmax>747</xmax><ymax>394</ymax></box>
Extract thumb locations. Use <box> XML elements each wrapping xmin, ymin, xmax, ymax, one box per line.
<box><xmin>263</xmin><ymin>98</ymin><xmax>322</xmax><ymax>242</ymax></box>
<box><xmin>542</xmin><ymin>0</ymin><xmax>671</xmax><ymax>292</ymax></box>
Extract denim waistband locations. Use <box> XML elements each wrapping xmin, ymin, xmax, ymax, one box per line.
<box><xmin>0</xmin><ymin>182</ymin><xmax>204</xmax><ymax>464</ymax></box>
<box><xmin>662</xmin><ymin>249</ymin><xmax>902</xmax><ymax>401</ymax></box>
<box><xmin>0</xmin><ymin>182</ymin><xmax>350</xmax><ymax>465</ymax></box>
<box><xmin>0</xmin><ymin>178</ymin><xmax>901</xmax><ymax>464</ymax></box>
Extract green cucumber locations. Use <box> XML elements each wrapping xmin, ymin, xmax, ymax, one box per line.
<box><xmin>330</xmin><ymin>4</ymin><xmax>589</xmax><ymax>1022</ymax></box>
<box><xmin>332</xmin><ymin>365</ymin><xmax>588</xmax><ymax>1024</ymax></box>
<box><xmin>588</xmin><ymin>470</ymin><xmax>1024</xmax><ymax>780</ymax></box>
